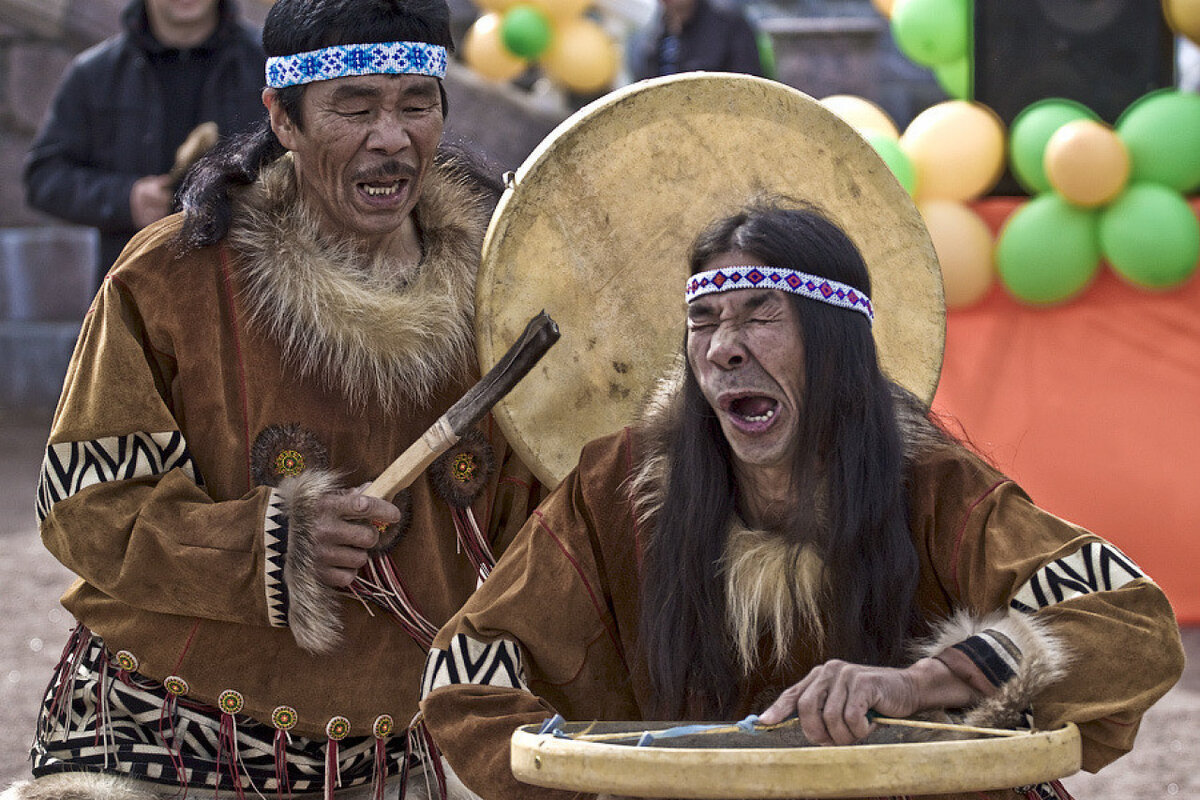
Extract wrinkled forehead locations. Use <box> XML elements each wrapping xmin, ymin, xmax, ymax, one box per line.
<box><xmin>310</xmin><ymin>72</ymin><xmax>442</xmax><ymax>102</ymax></box>
<box><xmin>687</xmin><ymin>288</ymin><xmax>787</xmax><ymax>319</ymax></box>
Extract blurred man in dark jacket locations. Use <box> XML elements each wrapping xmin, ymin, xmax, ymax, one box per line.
<box><xmin>633</xmin><ymin>0</ymin><xmax>764</xmax><ymax>80</ymax></box>
<box><xmin>23</xmin><ymin>0</ymin><xmax>265</xmax><ymax>289</ymax></box>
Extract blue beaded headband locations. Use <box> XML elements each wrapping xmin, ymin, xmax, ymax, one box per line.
<box><xmin>686</xmin><ymin>266</ymin><xmax>874</xmax><ymax>324</ymax></box>
<box><xmin>266</xmin><ymin>41</ymin><xmax>448</xmax><ymax>88</ymax></box>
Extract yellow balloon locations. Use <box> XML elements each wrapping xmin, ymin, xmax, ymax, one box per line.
<box><xmin>1164</xmin><ymin>0</ymin><xmax>1200</xmax><ymax>43</ymax></box>
<box><xmin>918</xmin><ymin>199</ymin><xmax>996</xmax><ymax>309</ymax></box>
<box><xmin>474</xmin><ymin>0</ymin><xmax>520</xmax><ymax>13</ymax></box>
<box><xmin>1043</xmin><ymin>119</ymin><xmax>1130</xmax><ymax>208</ymax></box>
<box><xmin>820</xmin><ymin>95</ymin><xmax>901</xmax><ymax>140</ymax></box>
<box><xmin>871</xmin><ymin>0</ymin><xmax>896</xmax><ymax>18</ymax></box>
<box><xmin>540</xmin><ymin>17</ymin><xmax>618</xmax><ymax>94</ymax></box>
<box><xmin>900</xmin><ymin>101</ymin><xmax>1006</xmax><ymax>202</ymax></box>
<box><xmin>526</xmin><ymin>0</ymin><xmax>592</xmax><ymax>20</ymax></box>
<box><xmin>463</xmin><ymin>13</ymin><xmax>528</xmax><ymax>82</ymax></box>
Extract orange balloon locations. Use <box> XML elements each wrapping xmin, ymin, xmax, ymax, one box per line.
<box><xmin>900</xmin><ymin>101</ymin><xmax>1007</xmax><ymax>202</ymax></box>
<box><xmin>1164</xmin><ymin>0</ymin><xmax>1200</xmax><ymax>43</ymax></box>
<box><xmin>871</xmin><ymin>0</ymin><xmax>896</xmax><ymax>18</ymax></box>
<box><xmin>918</xmin><ymin>199</ymin><xmax>996</xmax><ymax>309</ymax></box>
<box><xmin>540</xmin><ymin>17</ymin><xmax>618</xmax><ymax>93</ymax></box>
<box><xmin>526</xmin><ymin>0</ymin><xmax>592</xmax><ymax>20</ymax></box>
<box><xmin>820</xmin><ymin>95</ymin><xmax>900</xmax><ymax>140</ymax></box>
<box><xmin>475</xmin><ymin>0</ymin><xmax>520</xmax><ymax>13</ymax></box>
<box><xmin>463</xmin><ymin>14</ymin><xmax>528</xmax><ymax>82</ymax></box>
<box><xmin>1043</xmin><ymin>119</ymin><xmax>1130</xmax><ymax>208</ymax></box>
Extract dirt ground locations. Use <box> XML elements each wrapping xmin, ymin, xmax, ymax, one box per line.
<box><xmin>1</xmin><ymin>411</ymin><xmax>1196</xmax><ymax>798</ymax></box>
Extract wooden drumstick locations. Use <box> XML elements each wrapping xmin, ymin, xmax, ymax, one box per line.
<box><xmin>363</xmin><ymin>310</ymin><xmax>560</xmax><ymax>499</ymax></box>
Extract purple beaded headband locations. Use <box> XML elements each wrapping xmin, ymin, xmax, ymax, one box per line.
<box><xmin>685</xmin><ymin>266</ymin><xmax>874</xmax><ymax>324</ymax></box>
<box><xmin>266</xmin><ymin>41</ymin><xmax>448</xmax><ymax>88</ymax></box>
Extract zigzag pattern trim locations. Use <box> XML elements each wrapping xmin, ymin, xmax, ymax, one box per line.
<box><xmin>1010</xmin><ymin>541</ymin><xmax>1146</xmax><ymax>613</ymax></box>
<box><xmin>264</xmin><ymin>489</ymin><xmax>290</xmax><ymax>627</ymax></box>
<box><xmin>420</xmin><ymin>634</ymin><xmax>526</xmax><ymax>697</ymax></box>
<box><xmin>33</xmin><ymin>632</ymin><xmax>412</xmax><ymax>792</ymax></box>
<box><xmin>36</xmin><ymin>431</ymin><xmax>200</xmax><ymax>523</ymax></box>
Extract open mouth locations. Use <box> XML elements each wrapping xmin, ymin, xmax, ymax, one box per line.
<box><xmin>730</xmin><ymin>396</ymin><xmax>777</xmax><ymax>422</ymax></box>
<box><xmin>724</xmin><ymin>395</ymin><xmax>779</xmax><ymax>431</ymax></box>
<box><xmin>361</xmin><ymin>180</ymin><xmax>402</xmax><ymax>198</ymax></box>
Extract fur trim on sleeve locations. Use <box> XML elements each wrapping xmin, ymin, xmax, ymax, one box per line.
<box><xmin>274</xmin><ymin>468</ymin><xmax>346</xmax><ymax>654</ymax></box>
<box><xmin>914</xmin><ymin>608</ymin><xmax>1071</xmax><ymax>730</ymax></box>
<box><xmin>1</xmin><ymin>773</ymin><xmax>163</xmax><ymax>800</ymax></box>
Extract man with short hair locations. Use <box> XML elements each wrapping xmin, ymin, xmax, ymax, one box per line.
<box><xmin>419</xmin><ymin>201</ymin><xmax>1184</xmax><ymax>800</ymax></box>
<box><xmin>9</xmin><ymin>1</ymin><xmax>538</xmax><ymax>798</ymax></box>
<box><xmin>23</xmin><ymin>0</ymin><xmax>266</xmax><ymax>288</ymax></box>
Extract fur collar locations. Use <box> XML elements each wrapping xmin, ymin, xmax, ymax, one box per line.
<box><xmin>226</xmin><ymin>153</ymin><xmax>492</xmax><ymax>412</ymax></box>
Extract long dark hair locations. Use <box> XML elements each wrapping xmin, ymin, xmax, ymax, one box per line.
<box><xmin>176</xmin><ymin>0</ymin><xmax>455</xmax><ymax>250</ymax></box>
<box><xmin>641</xmin><ymin>200</ymin><xmax>920</xmax><ymax>718</ymax></box>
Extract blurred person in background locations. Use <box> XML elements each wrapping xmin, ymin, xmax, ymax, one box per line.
<box><xmin>631</xmin><ymin>0</ymin><xmax>764</xmax><ymax>80</ymax></box>
<box><xmin>23</xmin><ymin>0</ymin><xmax>266</xmax><ymax>291</ymax></box>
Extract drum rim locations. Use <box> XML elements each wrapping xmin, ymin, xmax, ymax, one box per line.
<box><xmin>510</xmin><ymin>721</ymin><xmax>1081</xmax><ymax>798</ymax></box>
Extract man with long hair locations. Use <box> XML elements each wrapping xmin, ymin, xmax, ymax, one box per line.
<box><xmin>8</xmin><ymin>1</ymin><xmax>539</xmax><ymax>798</ymax></box>
<box><xmin>419</xmin><ymin>200</ymin><xmax>1183</xmax><ymax>800</ymax></box>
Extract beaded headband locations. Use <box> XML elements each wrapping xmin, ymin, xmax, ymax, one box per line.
<box><xmin>266</xmin><ymin>41</ymin><xmax>448</xmax><ymax>88</ymax></box>
<box><xmin>685</xmin><ymin>266</ymin><xmax>874</xmax><ymax>324</ymax></box>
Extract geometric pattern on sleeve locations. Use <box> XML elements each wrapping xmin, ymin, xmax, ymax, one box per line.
<box><xmin>1010</xmin><ymin>540</ymin><xmax>1146</xmax><ymax>613</ymax></box>
<box><xmin>264</xmin><ymin>488</ymin><xmax>290</xmax><ymax>628</ymax></box>
<box><xmin>420</xmin><ymin>633</ymin><xmax>527</xmax><ymax>697</ymax></box>
<box><xmin>36</xmin><ymin>431</ymin><xmax>201</xmax><ymax>524</ymax></box>
<box><xmin>950</xmin><ymin>627</ymin><xmax>1021</xmax><ymax>689</ymax></box>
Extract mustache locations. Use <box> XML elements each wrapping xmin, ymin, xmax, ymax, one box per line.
<box><xmin>351</xmin><ymin>161</ymin><xmax>417</xmax><ymax>183</ymax></box>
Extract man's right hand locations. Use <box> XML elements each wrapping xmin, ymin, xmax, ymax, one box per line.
<box><xmin>308</xmin><ymin>490</ymin><xmax>401</xmax><ymax>587</ymax></box>
<box><xmin>130</xmin><ymin>174</ymin><xmax>174</xmax><ymax>228</ymax></box>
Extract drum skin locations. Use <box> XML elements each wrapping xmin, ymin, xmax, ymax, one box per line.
<box><xmin>476</xmin><ymin>73</ymin><xmax>945</xmax><ymax>487</ymax></box>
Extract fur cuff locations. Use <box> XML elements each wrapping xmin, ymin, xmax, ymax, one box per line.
<box><xmin>275</xmin><ymin>468</ymin><xmax>346</xmax><ymax>654</ymax></box>
<box><xmin>2</xmin><ymin>773</ymin><xmax>164</xmax><ymax>800</ymax></box>
<box><xmin>914</xmin><ymin>608</ymin><xmax>1071</xmax><ymax>730</ymax></box>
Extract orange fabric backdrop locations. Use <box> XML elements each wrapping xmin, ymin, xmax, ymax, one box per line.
<box><xmin>933</xmin><ymin>198</ymin><xmax>1200</xmax><ymax>623</ymax></box>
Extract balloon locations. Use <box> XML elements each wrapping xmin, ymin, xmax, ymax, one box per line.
<box><xmin>474</xmin><ymin>0</ymin><xmax>519</xmax><ymax>14</ymax></box>
<box><xmin>525</xmin><ymin>0</ymin><xmax>591</xmax><ymax>21</ymax></box>
<box><xmin>1099</xmin><ymin>183</ymin><xmax>1200</xmax><ymax>289</ymax></box>
<box><xmin>871</xmin><ymin>0</ymin><xmax>896</xmax><ymax>18</ymax></box>
<box><xmin>1116</xmin><ymin>89</ymin><xmax>1200</xmax><ymax>193</ymax></box>
<box><xmin>540</xmin><ymin>17</ymin><xmax>618</xmax><ymax>93</ymax></box>
<box><xmin>820</xmin><ymin>95</ymin><xmax>900</xmax><ymax>139</ymax></box>
<box><xmin>462</xmin><ymin>14</ymin><xmax>528</xmax><ymax>82</ymax></box>
<box><xmin>996</xmin><ymin>194</ymin><xmax>1101</xmax><ymax>304</ymax></box>
<box><xmin>501</xmin><ymin>5</ymin><xmax>554</xmax><ymax>59</ymax></box>
<box><xmin>1043</xmin><ymin>120</ymin><xmax>1131</xmax><ymax>208</ymax></box>
<box><xmin>932</xmin><ymin>56</ymin><xmax>970</xmax><ymax>100</ymax></box>
<box><xmin>918</xmin><ymin>200</ymin><xmax>996</xmax><ymax>309</ymax></box>
<box><xmin>866</xmin><ymin>133</ymin><xmax>917</xmax><ymax>195</ymax></box>
<box><xmin>899</xmin><ymin>101</ymin><xmax>1006</xmax><ymax>202</ymax></box>
<box><xmin>1008</xmin><ymin>98</ymin><xmax>1099</xmax><ymax>195</ymax></box>
<box><xmin>1164</xmin><ymin>0</ymin><xmax>1200</xmax><ymax>43</ymax></box>
<box><xmin>890</xmin><ymin>0</ymin><xmax>969</xmax><ymax>67</ymax></box>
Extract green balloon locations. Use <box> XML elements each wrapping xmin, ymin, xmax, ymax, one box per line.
<box><xmin>932</xmin><ymin>55</ymin><xmax>970</xmax><ymax>100</ymax></box>
<box><xmin>1116</xmin><ymin>89</ymin><xmax>1200</xmax><ymax>194</ymax></box>
<box><xmin>890</xmin><ymin>0</ymin><xmax>969</xmax><ymax>68</ymax></box>
<box><xmin>866</xmin><ymin>133</ymin><xmax>917</xmax><ymax>196</ymax></box>
<box><xmin>1008</xmin><ymin>99</ymin><xmax>1099</xmax><ymax>195</ymax></box>
<box><xmin>996</xmin><ymin>194</ymin><xmax>1101</xmax><ymax>304</ymax></box>
<box><xmin>500</xmin><ymin>5</ymin><xmax>553</xmax><ymax>60</ymax></box>
<box><xmin>1099</xmin><ymin>183</ymin><xmax>1200</xmax><ymax>290</ymax></box>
